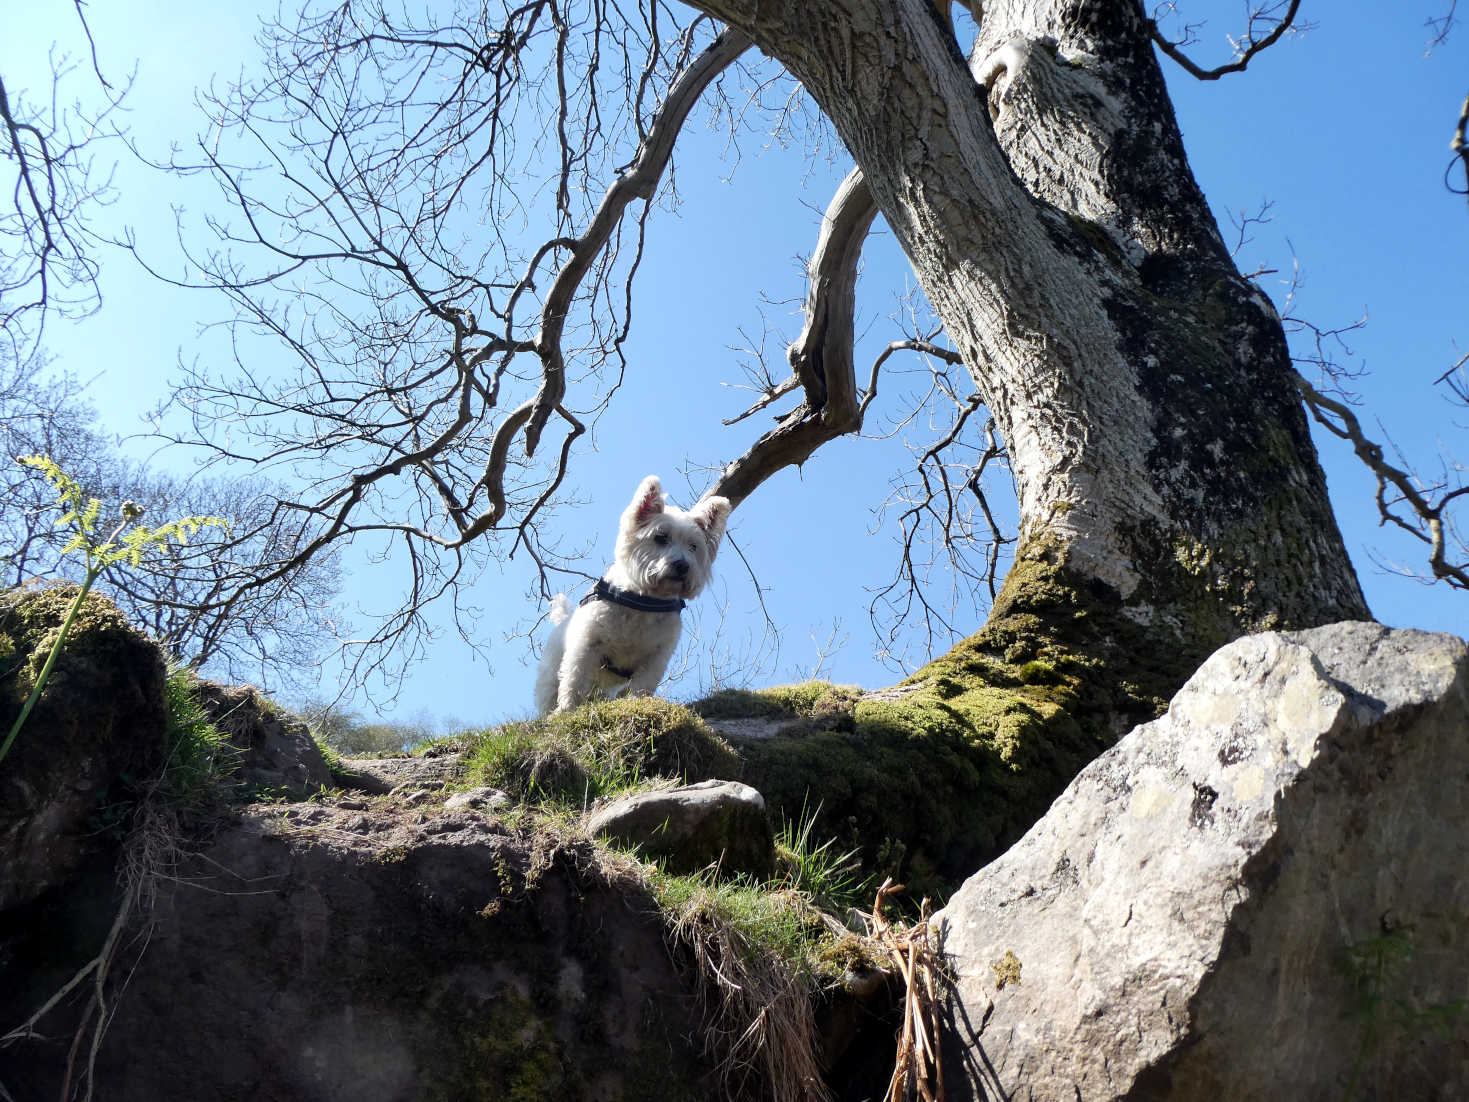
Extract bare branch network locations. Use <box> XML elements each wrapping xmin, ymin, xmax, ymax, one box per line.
<box><xmin>129</xmin><ymin>0</ymin><xmax>1019</xmax><ymax>680</ymax></box>
<box><xmin>0</xmin><ymin>56</ymin><xmax>127</xmax><ymax>357</ymax></box>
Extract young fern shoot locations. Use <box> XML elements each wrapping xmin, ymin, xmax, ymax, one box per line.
<box><xmin>0</xmin><ymin>456</ymin><xmax>229</xmax><ymax>766</ymax></box>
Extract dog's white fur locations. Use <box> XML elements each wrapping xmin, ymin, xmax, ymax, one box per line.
<box><xmin>534</xmin><ymin>475</ymin><xmax>731</xmax><ymax>715</ymax></box>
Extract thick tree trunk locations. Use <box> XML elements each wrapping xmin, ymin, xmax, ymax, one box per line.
<box><xmin>686</xmin><ymin>0</ymin><xmax>1375</xmax><ymax>893</ymax></box>
<box><xmin>697</xmin><ymin>0</ymin><xmax>1366</xmax><ymax>648</ymax></box>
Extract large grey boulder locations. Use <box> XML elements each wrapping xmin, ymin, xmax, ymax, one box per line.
<box><xmin>586</xmin><ymin>779</ymin><xmax>775</xmax><ymax>877</ymax></box>
<box><xmin>937</xmin><ymin>622</ymin><xmax>1469</xmax><ymax>1102</ymax></box>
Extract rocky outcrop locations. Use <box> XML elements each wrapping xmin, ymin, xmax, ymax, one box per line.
<box><xmin>335</xmin><ymin>752</ymin><xmax>466</xmax><ymax>795</ymax></box>
<box><xmin>937</xmin><ymin>622</ymin><xmax>1469</xmax><ymax>1101</ymax></box>
<box><xmin>586</xmin><ymin>779</ymin><xmax>776</xmax><ymax>877</ymax></box>
<box><xmin>192</xmin><ymin>678</ymin><xmax>334</xmax><ymax>798</ymax></box>
<box><xmin>445</xmin><ymin>785</ymin><xmax>511</xmax><ymax>811</ymax></box>
<box><xmin>2</xmin><ymin>797</ymin><xmax>715</xmax><ymax>1101</ymax></box>
<box><xmin>0</xmin><ymin>585</ymin><xmax>168</xmax><ymax>910</ymax></box>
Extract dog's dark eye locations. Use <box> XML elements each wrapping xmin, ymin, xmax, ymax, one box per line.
<box><xmin>653</xmin><ymin>532</ymin><xmax>670</xmax><ymax>546</ymax></box>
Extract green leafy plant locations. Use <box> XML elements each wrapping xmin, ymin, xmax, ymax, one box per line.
<box><xmin>0</xmin><ymin>455</ymin><xmax>228</xmax><ymax>766</ymax></box>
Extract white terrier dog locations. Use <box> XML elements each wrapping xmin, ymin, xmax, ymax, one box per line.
<box><xmin>534</xmin><ymin>475</ymin><xmax>731</xmax><ymax>715</ymax></box>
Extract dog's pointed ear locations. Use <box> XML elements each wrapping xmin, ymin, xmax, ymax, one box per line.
<box><xmin>690</xmin><ymin>495</ymin><xmax>731</xmax><ymax>554</ymax></box>
<box><xmin>623</xmin><ymin>475</ymin><xmax>665</xmax><ymax>530</ymax></box>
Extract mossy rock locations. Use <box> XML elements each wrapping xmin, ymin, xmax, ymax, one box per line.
<box><xmin>0</xmin><ymin>584</ymin><xmax>169</xmax><ymax>908</ymax></box>
<box><xmin>463</xmin><ymin>696</ymin><xmax>740</xmax><ymax>806</ymax></box>
<box><xmin>188</xmin><ymin>677</ymin><xmax>332</xmax><ymax>799</ymax></box>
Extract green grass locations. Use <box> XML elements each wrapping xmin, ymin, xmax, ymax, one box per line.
<box><xmin>644</xmin><ymin>797</ymin><xmax>882</xmax><ymax>983</ymax></box>
<box><xmin>459</xmin><ymin>697</ymin><xmax>739</xmax><ymax>809</ymax></box>
<box><xmin>773</xmin><ymin>800</ymin><xmax>870</xmax><ymax>916</ymax></box>
<box><xmin>650</xmin><ymin>867</ymin><xmax>823</xmax><ymax>974</ymax></box>
<box><xmin>159</xmin><ymin>667</ymin><xmax>236</xmax><ymax>802</ymax></box>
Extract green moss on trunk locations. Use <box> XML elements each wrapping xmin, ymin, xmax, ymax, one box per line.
<box><xmin>702</xmin><ymin>543</ymin><xmax>1208</xmax><ymax>897</ymax></box>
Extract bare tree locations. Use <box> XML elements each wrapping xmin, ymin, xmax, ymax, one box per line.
<box><xmin>0</xmin><ymin>346</ymin><xmax>342</xmax><ymax>693</ymax></box>
<box><xmin>156</xmin><ymin>0</ymin><xmax>1375</xmax><ymax>702</ymax></box>
<box><xmin>0</xmin><ymin>3</ymin><xmax>127</xmax><ymax>358</ymax></box>
<box><xmin>298</xmin><ymin>699</ymin><xmax>439</xmax><ymax>755</ymax></box>
<box><xmin>0</xmin><ymin>349</ymin><xmax>109</xmax><ymax>580</ymax></box>
<box><xmin>86</xmin><ymin>468</ymin><xmax>345</xmax><ymax>691</ymax></box>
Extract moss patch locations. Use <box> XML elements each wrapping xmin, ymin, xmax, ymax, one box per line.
<box><xmin>0</xmin><ymin>583</ymin><xmax>163</xmax><ymax>706</ymax></box>
<box><xmin>461</xmin><ymin>696</ymin><xmax>739</xmax><ymax>808</ymax></box>
<box><xmin>0</xmin><ymin>585</ymin><xmax>170</xmax><ymax>906</ymax></box>
<box><xmin>692</xmin><ymin>682</ymin><xmax>863</xmax><ymax>724</ymax></box>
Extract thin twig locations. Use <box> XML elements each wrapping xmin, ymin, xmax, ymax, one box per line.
<box><xmin>1296</xmin><ymin>373</ymin><xmax>1469</xmax><ymax>589</ymax></box>
<box><xmin>1150</xmin><ymin>1</ymin><xmax>1304</xmax><ymax>80</ymax></box>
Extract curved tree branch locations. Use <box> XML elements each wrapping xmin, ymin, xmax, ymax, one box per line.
<box><xmin>1149</xmin><ymin>1</ymin><xmax>1305</xmax><ymax>81</ymax></box>
<box><xmin>707</xmin><ymin>166</ymin><xmax>878</xmax><ymax>507</ymax></box>
<box><xmin>786</xmin><ymin>165</ymin><xmax>880</xmax><ymax>415</ymax></box>
<box><xmin>525</xmin><ymin>26</ymin><xmax>754</xmax><ymax>455</ymax></box>
<box><xmin>1297</xmin><ymin>372</ymin><xmax>1469</xmax><ymax>590</ymax></box>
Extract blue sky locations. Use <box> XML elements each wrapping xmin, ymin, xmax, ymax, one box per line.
<box><xmin>4</xmin><ymin>1</ymin><xmax>1466</xmax><ymax>727</ymax></box>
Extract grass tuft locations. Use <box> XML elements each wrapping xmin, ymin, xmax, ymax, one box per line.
<box><xmin>774</xmin><ymin>800</ymin><xmax>870</xmax><ymax>917</ymax></box>
<box><xmin>160</xmin><ymin>667</ymin><xmax>236</xmax><ymax>803</ymax></box>
<box><xmin>650</xmin><ymin>866</ymin><xmax>834</xmax><ymax>1102</ymax></box>
<box><xmin>462</xmin><ymin>697</ymin><xmax>739</xmax><ymax>808</ymax></box>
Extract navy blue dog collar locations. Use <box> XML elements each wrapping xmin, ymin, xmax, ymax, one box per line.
<box><xmin>581</xmin><ymin>578</ymin><xmax>686</xmax><ymax>614</ymax></box>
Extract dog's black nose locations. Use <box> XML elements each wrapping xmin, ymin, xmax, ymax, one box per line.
<box><xmin>671</xmin><ymin>560</ymin><xmax>689</xmax><ymax>578</ymax></box>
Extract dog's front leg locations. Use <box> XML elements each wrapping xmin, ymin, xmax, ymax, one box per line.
<box><xmin>555</xmin><ymin>652</ymin><xmax>602</xmax><ymax>712</ymax></box>
<box><xmin>554</xmin><ymin>616</ymin><xmax>605</xmax><ymax>712</ymax></box>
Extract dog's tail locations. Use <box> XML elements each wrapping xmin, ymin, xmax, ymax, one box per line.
<box><xmin>548</xmin><ymin>592</ymin><xmax>574</xmax><ymax>627</ymax></box>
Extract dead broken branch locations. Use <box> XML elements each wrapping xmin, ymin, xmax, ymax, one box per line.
<box><xmin>869</xmin><ymin>878</ymin><xmax>947</xmax><ymax>1102</ymax></box>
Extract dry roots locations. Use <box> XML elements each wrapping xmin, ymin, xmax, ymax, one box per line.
<box><xmin>667</xmin><ymin>889</ymin><xmax>833</xmax><ymax>1102</ymax></box>
<box><xmin>869</xmin><ymin>878</ymin><xmax>948</xmax><ymax>1102</ymax></box>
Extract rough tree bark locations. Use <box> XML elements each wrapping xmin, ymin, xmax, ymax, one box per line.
<box><xmin>701</xmin><ymin>0</ymin><xmax>1365</xmax><ymax>640</ymax></box>
<box><xmin>688</xmin><ymin>0</ymin><xmax>1371</xmax><ymax>884</ymax></box>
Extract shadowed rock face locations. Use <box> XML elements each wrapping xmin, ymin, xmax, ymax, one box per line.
<box><xmin>2</xmin><ymin>800</ymin><xmax>714</xmax><ymax>1102</ymax></box>
<box><xmin>937</xmin><ymin>622</ymin><xmax>1469</xmax><ymax>1102</ymax></box>
<box><xmin>0</xmin><ymin>585</ymin><xmax>168</xmax><ymax>910</ymax></box>
<box><xmin>190</xmin><ymin>679</ymin><xmax>334</xmax><ymax>798</ymax></box>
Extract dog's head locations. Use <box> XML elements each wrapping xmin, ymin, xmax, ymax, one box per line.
<box><xmin>614</xmin><ymin>475</ymin><xmax>731</xmax><ymax>599</ymax></box>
